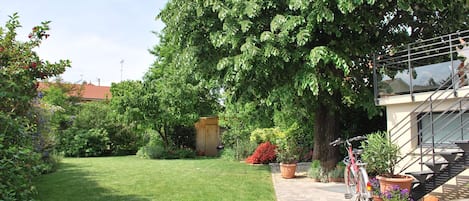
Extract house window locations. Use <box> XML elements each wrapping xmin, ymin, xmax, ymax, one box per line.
<box><xmin>419</xmin><ymin>112</ymin><xmax>469</xmax><ymax>144</ymax></box>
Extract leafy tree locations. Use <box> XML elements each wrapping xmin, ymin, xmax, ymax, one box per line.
<box><xmin>109</xmin><ymin>81</ymin><xmax>148</xmax><ymax>154</ymax></box>
<box><xmin>110</xmin><ymin>81</ymin><xmax>145</xmax><ymax>125</ymax></box>
<box><xmin>0</xmin><ymin>13</ymin><xmax>70</xmax><ymax>200</ymax></box>
<box><xmin>157</xmin><ymin>0</ymin><xmax>469</xmax><ymax>169</ymax></box>
<box><xmin>142</xmin><ymin>33</ymin><xmax>221</xmax><ymax>148</ymax></box>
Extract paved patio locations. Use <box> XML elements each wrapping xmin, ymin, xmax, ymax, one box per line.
<box><xmin>270</xmin><ymin>163</ymin><xmax>349</xmax><ymax>201</ymax></box>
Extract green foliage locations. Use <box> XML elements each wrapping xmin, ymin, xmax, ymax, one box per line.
<box><xmin>219</xmin><ymin>101</ymin><xmax>274</xmax><ymax>149</ymax></box>
<box><xmin>361</xmin><ymin>131</ymin><xmax>400</xmax><ymax>177</ymax></box>
<box><xmin>0</xmin><ymin>13</ymin><xmax>69</xmax><ymax>200</ymax></box>
<box><xmin>249</xmin><ymin>127</ymin><xmax>283</xmax><ymax>144</ymax></box>
<box><xmin>110</xmin><ymin>81</ymin><xmax>144</xmax><ymax>124</ymax></box>
<box><xmin>73</xmin><ymin>101</ymin><xmax>112</xmax><ymax>130</ymax></box>
<box><xmin>0</xmin><ymin>146</ymin><xmax>42</xmax><ymax>201</ymax></box>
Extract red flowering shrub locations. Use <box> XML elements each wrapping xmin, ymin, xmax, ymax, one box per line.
<box><xmin>246</xmin><ymin>142</ymin><xmax>277</xmax><ymax>164</ymax></box>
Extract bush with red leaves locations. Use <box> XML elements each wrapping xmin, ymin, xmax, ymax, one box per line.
<box><xmin>246</xmin><ymin>142</ymin><xmax>277</xmax><ymax>164</ymax></box>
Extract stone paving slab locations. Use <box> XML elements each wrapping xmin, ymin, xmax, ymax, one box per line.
<box><xmin>270</xmin><ymin>163</ymin><xmax>349</xmax><ymax>201</ymax></box>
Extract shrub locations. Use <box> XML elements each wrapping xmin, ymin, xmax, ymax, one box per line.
<box><xmin>220</xmin><ymin>148</ymin><xmax>237</xmax><ymax>161</ymax></box>
<box><xmin>42</xmin><ymin>151</ymin><xmax>63</xmax><ymax>173</ymax></box>
<box><xmin>136</xmin><ymin>144</ymin><xmax>166</xmax><ymax>159</ymax></box>
<box><xmin>0</xmin><ymin>145</ymin><xmax>43</xmax><ymax>200</ymax></box>
<box><xmin>0</xmin><ymin>13</ymin><xmax>69</xmax><ymax>201</ymax></box>
<box><xmin>233</xmin><ymin>139</ymin><xmax>257</xmax><ymax>161</ymax></box>
<box><xmin>249</xmin><ymin>127</ymin><xmax>283</xmax><ymax>144</ymax></box>
<box><xmin>175</xmin><ymin>148</ymin><xmax>196</xmax><ymax>159</ymax></box>
<box><xmin>83</xmin><ymin>128</ymin><xmax>110</xmax><ymax>157</ymax></box>
<box><xmin>136</xmin><ymin>144</ymin><xmax>196</xmax><ymax>159</ymax></box>
<box><xmin>246</xmin><ymin>142</ymin><xmax>277</xmax><ymax>164</ymax></box>
<box><xmin>308</xmin><ymin>160</ymin><xmax>327</xmax><ymax>182</ymax></box>
<box><xmin>57</xmin><ymin>128</ymin><xmax>110</xmax><ymax>157</ymax></box>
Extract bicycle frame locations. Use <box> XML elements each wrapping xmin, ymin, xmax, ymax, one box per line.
<box><xmin>331</xmin><ymin>136</ymin><xmax>372</xmax><ymax>201</ymax></box>
<box><xmin>345</xmin><ymin>140</ymin><xmax>359</xmax><ymax>178</ymax></box>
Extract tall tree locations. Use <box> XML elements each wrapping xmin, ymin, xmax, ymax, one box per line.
<box><xmin>142</xmin><ymin>34</ymin><xmax>221</xmax><ymax>148</ymax></box>
<box><xmin>157</xmin><ymin>0</ymin><xmax>469</xmax><ymax>169</ymax></box>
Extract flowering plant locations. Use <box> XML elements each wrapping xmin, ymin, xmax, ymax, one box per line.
<box><xmin>369</xmin><ymin>177</ymin><xmax>380</xmax><ymax>196</ymax></box>
<box><xmin>382</xmin><ymin>185</ymin><xmax>413</xmax><ymax>201</ymax></box>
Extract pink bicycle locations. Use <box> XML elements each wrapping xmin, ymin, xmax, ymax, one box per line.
<box><xmin>330</xmin><ymin>136</ymin><xmax>372</xmax><ymax>201</ymax></box>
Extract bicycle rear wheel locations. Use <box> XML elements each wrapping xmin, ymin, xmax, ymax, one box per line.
<box><xmin>356</xmin><ymin>167</ymin><xmax>371</xmax><ymax>201</ymax></box>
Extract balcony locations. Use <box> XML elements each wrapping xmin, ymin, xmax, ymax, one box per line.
<box><xmin>373</xmin><ymin>30</ymin><xmax>469</xmax><ymax>105</ymax></box>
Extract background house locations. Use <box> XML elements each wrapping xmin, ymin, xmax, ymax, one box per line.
<box><xmin>39</xmin><ymin>82</ymin><xmax>111</xmax><ymax>102</ymax></box>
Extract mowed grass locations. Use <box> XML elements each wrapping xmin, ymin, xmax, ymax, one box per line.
<box><xmin>33</xmin><ymin>156</ymin><xmax>276</xmax><ymax>201</ymax></box>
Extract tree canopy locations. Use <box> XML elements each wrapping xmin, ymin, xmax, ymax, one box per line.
<box><xmin>156</xmin><ymin>0</ymin><xmax>469</xmax><ymax>168</ymax></box>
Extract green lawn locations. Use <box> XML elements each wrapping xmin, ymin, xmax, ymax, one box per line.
<box><xmin>33</xmin><ymin>156</ymin><xmax>276</xmax><ymax>201</ymax></box>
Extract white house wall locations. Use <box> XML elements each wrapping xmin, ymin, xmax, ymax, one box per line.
<box><xmin>381</xmin><ymin>87</ymin><xmax>469</xmax><ymax>173</ymax></box>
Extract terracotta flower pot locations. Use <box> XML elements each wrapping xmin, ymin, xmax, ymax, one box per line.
<box><xmin>376</xmin><ymin>175</ymin><xmax>413</xmax><ymax>193</ymax></box>
<box><xmin>280</xmin><ymin>163</ymin><xmax>297</xmax><ymax>179</ymax></box>
<box><xmin>372</xmin><ymin>195</ymin><xmax>383</xmax><ymax>201</ymax></box>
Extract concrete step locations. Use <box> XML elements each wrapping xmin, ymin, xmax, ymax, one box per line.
<box><xmin>407</xmin><ymin>170</ymin><xmax>434</xmax><ymax>183</ymax></box>
<box><xmin>454</xmin><ymin>140</ymin><xmax>469</xmax><ymax>152</ymax></box>
<box><xmin>423</xmin><ymin>161</ymin><xmax>449</xmax><ymax>173</ymax></box>
<box><xmin>438</xmin><ymin>151</ymin><xmax>464</xmax><ymax>163</ymax></box>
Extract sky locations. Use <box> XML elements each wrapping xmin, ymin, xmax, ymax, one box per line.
<box><xmin>0</xmin><ymin>0</ymin><xmax>168</xmax><ymax>86</ymax></box>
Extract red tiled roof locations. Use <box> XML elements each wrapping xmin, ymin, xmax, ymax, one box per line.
<box><xmin>79</xmin><ymin>84</ymin><xmax>111</xmax><ymax>100</ymax></box>
<box><xmin>39</xmin><ymin>82</ymin><xmax>111</xmax><ymax>100</ymax></box>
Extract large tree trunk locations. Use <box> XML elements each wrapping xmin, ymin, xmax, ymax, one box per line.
<box><xmin>312</xmin><ymin>101</ymin><xmax>340</xmax><ymax>171</ymax></box>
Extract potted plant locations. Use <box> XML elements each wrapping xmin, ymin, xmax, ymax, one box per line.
<box><xmin>328</xmin><ymin>162</ymin><xmax>345</xmax><ymax>182</ymax></box>
<box><xmin>276</xmin><ymin>135</ymin><xmax>299</xmax><ymax>179</ymax></box>
<box><xmin>308</xmin><ymin>160</ymin><xmax>323</xmax><ymax>182</ymax></box>
<box><xmin>361</xmin><ymin>131</ymin><xmax>413</xmax><ymax>195</ymax></box>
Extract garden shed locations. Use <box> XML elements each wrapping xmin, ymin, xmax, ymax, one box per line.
<box><xmin>195</xmin><ymin>117</ymin><xmax>220</xmax><ymax>156</ymax></box>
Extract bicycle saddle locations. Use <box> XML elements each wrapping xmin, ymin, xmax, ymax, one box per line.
<box><xmin>353</xmin><ymin>149</ymin><xmax>363</xmax><ymax>155</ymax></box>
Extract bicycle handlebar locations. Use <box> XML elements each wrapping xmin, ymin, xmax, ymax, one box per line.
<box><xmin>329</xmin><ymin>135</ymin><xmax>367</xmax><ymax>146</ymax></box>
<box><xmin>329</xmin><ymin>138</ymin><xmax>343</xmax><ymax>146</ymax></box>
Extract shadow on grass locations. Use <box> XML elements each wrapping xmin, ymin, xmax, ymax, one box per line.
<box><xmin>34</xmin><ymin>162</ymin><xmax>151</xmax><ymax>201</ymax></box>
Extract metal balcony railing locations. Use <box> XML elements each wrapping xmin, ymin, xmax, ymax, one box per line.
<box><xmin>373</xmin><ymin>30</ymin><xmax>469</xmax><ymax>104</ymax></box>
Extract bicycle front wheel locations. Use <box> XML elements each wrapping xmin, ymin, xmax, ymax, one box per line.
<box><xmin>344</xmin><ymin>167</ymin><xmax>371</xmax><ymax>201</ymax></box>
<box><xmin>357</xmin><ymin>167</ymin><xmax>371</xmax><ymax>201</ymax></box>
